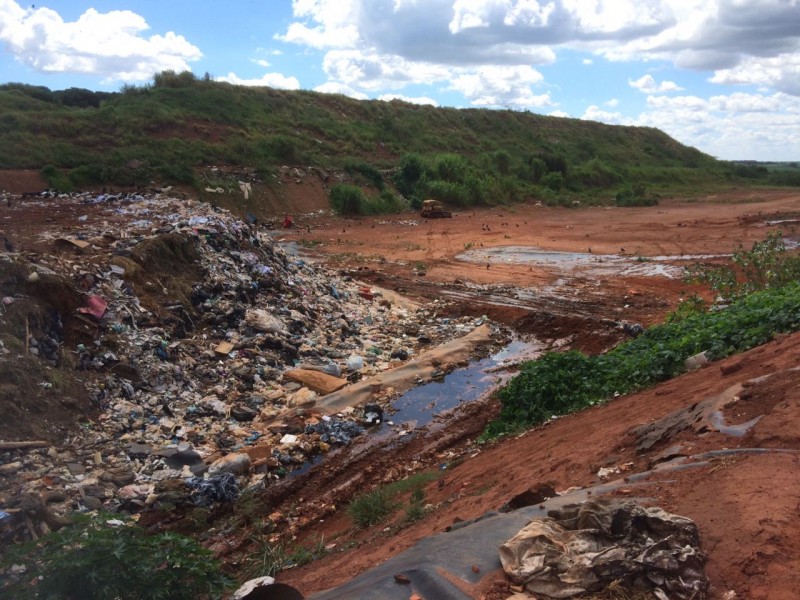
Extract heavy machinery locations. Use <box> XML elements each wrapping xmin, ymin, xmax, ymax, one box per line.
<box><xmin>420</xmin><ymin>199</ymin><xmax>452</xmax><ymax>218</ymax></box>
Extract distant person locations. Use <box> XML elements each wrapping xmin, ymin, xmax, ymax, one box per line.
<box><xmin>282</xmin><ymin>214</ymin><xmax>294</xmax><ymax>228</ymax></box>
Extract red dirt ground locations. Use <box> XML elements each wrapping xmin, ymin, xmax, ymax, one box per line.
<box><xmin>4</xmin><ymin>174</ymin><xmax>800</xmax><ymax>599</ymax></box>
<box><xmin>268</xmin><ymin>188</ymin><xmax>800</xmax><ymax>599</ymax></box>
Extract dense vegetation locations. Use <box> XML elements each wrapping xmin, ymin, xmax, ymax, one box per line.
<box><xmin>1</xmin><ymin>514</ymin><xmax>233</xmax><ymax>599</ymax></box>
<box><xmin>0</xmin><ymin>70</ymin><xmax>766</xmax><ymax>207</ymax></box>
<box><xmin>486</xmin><ymin>281</ymin><xmax>800</xmax><ymax>437</ymax></box>
<box><xmin>485</xmin><ymin>234</ymin><xmax>800</xmax><ymax>438</ymax></box>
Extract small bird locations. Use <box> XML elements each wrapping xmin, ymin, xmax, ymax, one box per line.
<box><xmin>3</xmin><ymin>237</ymin><xmax>13</xmax><ymax>252</ymax></box>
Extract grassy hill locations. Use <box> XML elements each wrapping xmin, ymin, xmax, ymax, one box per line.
<box><xmin>0</xmin><ymin>70</ymin><xmax>777</xmax><ymax>209</ymax></box>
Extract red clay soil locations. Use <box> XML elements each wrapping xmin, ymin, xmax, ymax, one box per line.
<box><xmin>279</xmin><ymin>333</ymin><xmax>800</xmax><ymax>600</ymax></box>
<box><xmin>4</xmin><ymin>174</ymin><xmax>800</xmax><ymax>599</ymax></box>
<box><xmin>266</xmin><ymin>188</ymin><xmax>800</xmax><ymax>599</ymax></box>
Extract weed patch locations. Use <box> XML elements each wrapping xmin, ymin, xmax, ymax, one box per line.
<box><xmin>485</xmin><ymin>281</ymin><xmax>800</xmax><ymax>438</ymax></box>
<box><xmin>348</xmin><ymin>471</ymin><xmax>439</xmax><ymax>528</ymax></box>
<box><xmin>1</xmin><ymin>513</ymin><xmax>233</xmax><ymax>599</ymax></box>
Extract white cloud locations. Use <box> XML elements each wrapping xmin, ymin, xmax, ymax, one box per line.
<box><xmin>581</xmin><ymin>105</ymin><xmax>625</xmax><ymax>125</ymax></box>
<box><xmin>549</xmin><ymin>109</ymin><xmax>571</xmax><ymax>118</ymax></box>
<box><xmin>605</xmin><ymin>98</ymin><xmax>619</xmax><ymax>107</ymax></box>
<box><xmin>275</xmin><ymin>0</ymin><xmax>360</xmax><ymax>49</ymax></box>
<box><xmin>710</xmin><ymin>53</ymin><xmax>800</xmax><ymax>96</ymax></box>
<box><xmin>637</xmin><ymin>92</ymin><xmax>800</xmax><ymax>160</ymax></box>
<box><xmin>0</xmin><ymin>1</ymin><xmax>201</xmax><ymax>81</ymax></box>
<box><xmin>629</xmin><ymin>74</ymin><xmax>683</xmax><ymax>93</ymax></box>
<box><xmin>216</xmin><ymin>71</ymin><xmax>301</xmax><ymax>89</ymax></box>
<box><xmin>252</xmin><ymin>59</ymin><xmax>271</xmax><ymax>68</ymax></box>
<box><xmin>279</xmin><ymin>0</ymin><xmax>800</xmax><ymax>100</ymax></box>
<box><xmin>377</xmin><ymin>93</ymin><xmax>439</xmax><ymax>106</ymax></box>
<box><xmin>314</xmin><ymin>81</ymin><xmax>369</xmax><ymax>99</ymax></box>
<box><xmin>582</xmin><ymin>58</ymin><xmax>593</xmax><ymax>65</ymax></box>
<box><xmin>449</xmin><ymin>65</ymin><xmax>551</xmax><ymax>107</ymax></box>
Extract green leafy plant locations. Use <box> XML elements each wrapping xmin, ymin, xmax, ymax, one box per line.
<box><xmin>666</xmin><ymin>294</ymin><xmax>707</xmax><ymax>323</ymax></box>
<box><xmin>686</xmin><ymin>231</ymin><xmax>800</xmax><ymax>303</ymax></box>
<box><xmin>485</xmin><ymin>280</ymin><xmax>800</xmax><ymax>439</ymax></box>
<box><xmin>1</xmin><ymin>514</ymin><xmax>233</xmax><ymax>600</ymax></box>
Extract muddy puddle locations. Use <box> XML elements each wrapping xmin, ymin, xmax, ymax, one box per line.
<box><xmin>291</xmin><ymin>340</ymin><xmax>542</xmax><ymax>476</ymax></box>
<box><xmin>382</xmin><ymin>339</ymin><xmax>542</xmax><ymax>430</ymax></box>
<box><xmin>456</xmin><ymin>246</ymin><xmax>726</xmax><ymax>278</ymax></box>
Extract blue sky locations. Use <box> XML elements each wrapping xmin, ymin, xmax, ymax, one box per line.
<box><xmin>1</xmin><ymin>0</ymin><xmax>799</xmax><ymax>161</ymax></box>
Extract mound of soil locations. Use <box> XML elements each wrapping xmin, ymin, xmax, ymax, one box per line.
<box><xmin>0</xmin><ymin>257</ymin><xmax>92</xmax><ymax>441</ymax></box>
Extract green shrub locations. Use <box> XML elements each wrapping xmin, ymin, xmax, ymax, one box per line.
<box><xmin>768</xmin><ymin>170</ymin><xmax>800</xmax><ymax>186</ymax></box>
<box><xmin>540</xmin><ymin>153</ymin><xmax>568</xmax><ymax>176</ymax></box>
<box><xmin>490</xmin><ymin>149</ymin><xmax>512</xmax><ymax>175</ymax></box>
<box><xmin>344</xmin><ymin>160</ymin><xmax>384</xmax><ymax>190</ymax></box>
<box><xmin>41</xmin><ymin>164</ymin><xmax>73</xmax><ymax>193</ymax></box>
<box><xmin>542</xmin><ymin>171</ymin><xmax>564</xmax><ymax>191</ymax></box>
<box><xmin>485</xmin><ymin>280</ymin><xmax>800</xmax><ymax>438</ymax></box>
<box><xmin>686</xmin><ymin>231</ymin><xmax>800</xmax><ymax>303</ymax></box>
<box><xmin>523</xmin><ymin>156</ymin><xmax>548</xmax><ymax>183</ymax></box>
<box><xmin>269</xmin><ymin>135</ymin><xmax>298</xmax><ymax>163</ymax></box>
<box><xmin>615</xmin><ymin>182</ymin><xmax>655</xmax><ymax>206</ymax></box>
<box><xmin>573</xmin><ymin>158</ymin><xmax>622</xmax><ymax>189</ymax></box>
<box><xmin>393</xmin><ymin>153</ymin><xmax>426</xmax><ymax>198</ymax></box>
<box><xmin>434</xmin><ymin>153</ymin><xmax>469</xmax><ymax>182</ymax></box>
<box><xmin>329</xmin><ymin>183</ymin><xmax>365</xmax><ymax>215</ymax></box>
<box><xmin>152</xmin><ymin>70</ymin><xmax>199</xmax><ymax>88</ymax></box>
<box><xmin>366</xmin><ymin>189</ymin><xmax>407</xmax><ymax>214</ymax></box>
<box><xmin>1</xmin><ymin>514</ymin><xmax>233</xmax><ymax>599</ymax></box>
<box><xmin>425</xmin><ymin>179</ymin><xmax>472</xmax><ymax>207</ymax></box>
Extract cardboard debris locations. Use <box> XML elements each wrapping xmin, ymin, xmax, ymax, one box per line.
<box><xmin>55</xmin><ymin>237</ymin><xmax>90</xmax><ymax>251</ymax></box>
<box><xmin>214</xmin><ymin>341</ymin><xmax>235</xmax><ymax>356</ymax></box>
<box><xmin>284</xmin><ymin>368</ymin><xmax>348</xmax><ymax>396</ymax></box>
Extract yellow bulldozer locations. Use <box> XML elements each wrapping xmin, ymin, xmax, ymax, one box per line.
<box><xmin>420</xmin><ymin>199</ymin><xmax>452</xmax><ymax>218</ymax></box>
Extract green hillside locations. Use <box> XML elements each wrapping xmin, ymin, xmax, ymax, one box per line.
<box><xmin>0</xmin><ymin>71</ymin><xmax>769</xmax><ymax>207</ymax></box>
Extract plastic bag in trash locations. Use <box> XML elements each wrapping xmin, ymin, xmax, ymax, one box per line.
<box><xmin>187</xmin><ymin>472</ymin><xmax>240</xmax><ymax>506</ymax></box>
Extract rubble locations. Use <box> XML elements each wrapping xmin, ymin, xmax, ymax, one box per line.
<box><xmin>0</xmin><ymin>190</ymin><xmax>502</xmax><ymax>538</ymax></box>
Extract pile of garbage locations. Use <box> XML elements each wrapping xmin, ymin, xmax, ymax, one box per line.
<box><xmin>500</xmin><ymin>499</ymin><xmax>709</xmax><ymax>599</ymax></box>
<box><xmin>0</xmin><ymin>191</ymin><xmax>499</xmax><ymax>539</ymax></box>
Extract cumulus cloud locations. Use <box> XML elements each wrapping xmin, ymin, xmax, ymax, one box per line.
<box><xmin>0</xmin><ymin>1</ymin><xmax>201</xmax><ymax>81</ymax></box>
<box><xmin>710</xmin><ymin>53</ymin><xmax>800</xmax><ymax>96</ymax></box>
<box><xmin>313</xmin><ymin>81</ymin><xmax>368</xmax><ymax>99</ymax></box>
<box><xmin>280</xmin><ymin>0</ymin><xmax>800</xmax><ymax>99</ymax></box>
<box><xmin>216</xmin><ymin>72</ymin><xmax>301</xmax><ymax>90</ymax></box>
<box><xmin>629</xmin><ymin>74</ymin><xmax>683</xmax><ymax>93</ymax></box>
<box><xmin>637</xmin><ymin>92</ymin><xmax>800</xmax><ymax>160</ymax></box>
<box><xmin>449</xmin><ymin>65</ymin><xmax>552</xmax><ymax>107</ymax></box>
<box><xmin>581</xmin><ymin>105</ymin><xmax>626</xmax><ymax>125</ymax></box>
